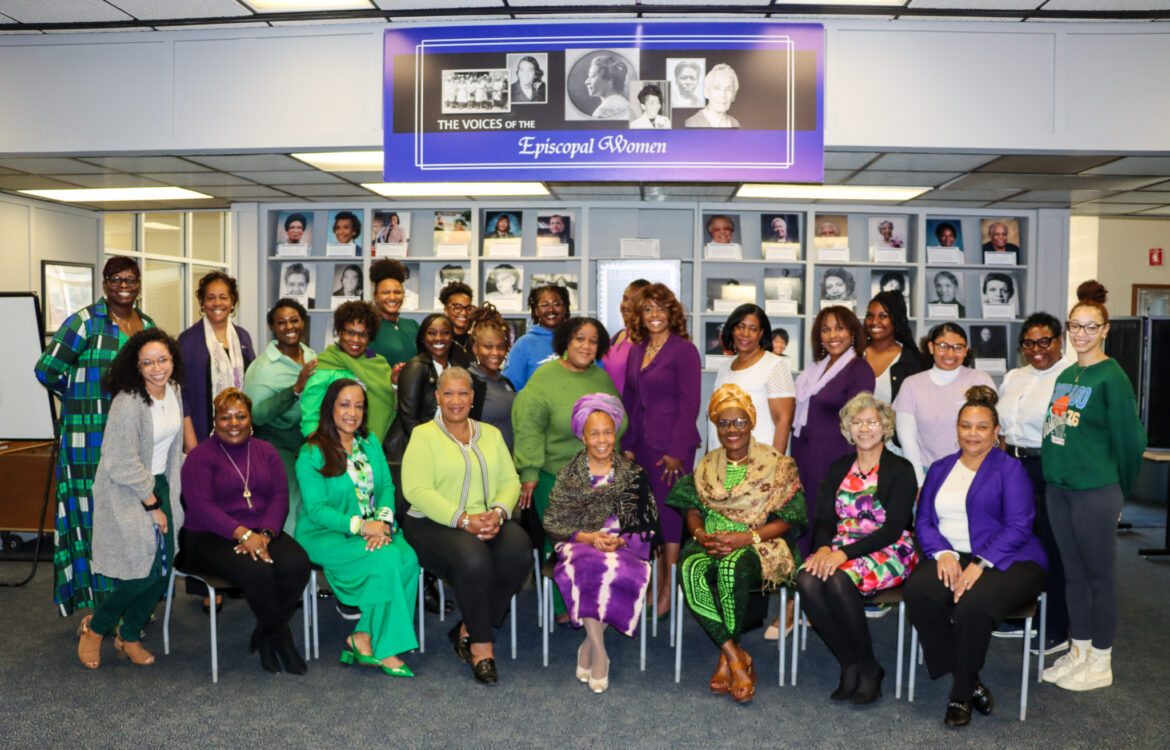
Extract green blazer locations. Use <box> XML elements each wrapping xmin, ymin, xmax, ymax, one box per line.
<box><xmin>295</xmin><ymin>433</ymin><xmax>394</xmax><ymax>541</ymax></box>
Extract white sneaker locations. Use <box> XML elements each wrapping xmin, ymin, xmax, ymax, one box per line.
<box><xmin>1042</xmin><ymin>643</ymin><xmax>1088</xmax><ymax>683</ymax></box>
<box><xmin>1057</xmin><ymin>651</ymin><xmax>1113</xmax><ymax>692</ymax></box>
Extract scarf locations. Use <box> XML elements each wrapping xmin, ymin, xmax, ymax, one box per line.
<box><xmin>544</xmin><ymin>450</ymin><xmax>660</xmax><ymax>551</ymax></box>
<box><xmin>316</xmin><ymin>344</ymin><xmax>397</xmax><ymax>441</ymax></box>
<box><xmin>793</xmin><ymin>347</ymin><xmax>857</xmax><ymax>437</ymax></box>
<box><xmin>203</xmin><ymin>316</ymin><xmax>244</xmax><ymax>403</ymax></box>
<box><xmin>694</xmin><ymin>441</ymin><xmax>801</xmax><ymax>589</ymax></box>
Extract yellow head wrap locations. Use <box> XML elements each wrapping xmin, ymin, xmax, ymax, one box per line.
<box><xmin>707</xmin><ymin>383</ymin><xmax>756</xmax><ymax>429</ymax></box>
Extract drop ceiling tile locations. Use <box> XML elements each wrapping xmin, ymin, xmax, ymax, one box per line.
<box><xmin>0</xmin><ymin>0</ymin><xmax>131</xmax><ymax>23</ymax></box>
<box><xmin>79</xmin><ymin>156</ymin><xmax>213</xmax><ymax>173</ymax></box>
<box><xmin>1072</xmin><ymin>203</ymin><xmax>1165</xmax><ymax>215</ymax></box>
<box><xmin>1137</xmin><ymin>206</ymin><xmax>1170</xmax><ymax>215</ymax></box>
<box><xmin>977</xmin><ymin>155</ymin><xmax>1121</xmax><ymax>174</ymax></box>
<box><xmin>868</xmin><ymin>153</ymin><xmax>998</xmax><ymax>172</ymax></box>
<box><xmin>199</xmin><ymin>185</ymin><xmax>292</xmax><ymax>199</ymax></box>
<box><xmin>139</xmin><ymin>172</ymin><xmax>258</xmax><ymax>187</ymax></box>
<box><xmin>43</xmin><ymin>173</ymin><xmax>168</xmax><ymax>188</ymax></box>
<box><xmin>0</xmin><ymin>165</ymin><xmax>18</xmax><ymax>175</ymax></box>
<box><xmin>824</xmin><ymin>151</ymin><xmax>879</xmax><ymax>171</ymax></box>
<box><xmin>1139</xmin><ymin>179</ymin><xmax>1170</xmax><ymax>191</ymax></box>
<box><xmin>906</xmin><ymin>0</ymin><xmax>1038</xmax><ymax>8</ymax></box>
<box><xmin>544</xmin><ymin>185</ymin><xmax>641</xmax><ymax>196</ymax></box>
<box><xmin>0</xmin><ymin>175</ymin><xmax>90</xmax><ymax>190</ymax></box>
<box><xmin>903</xmin><ymin>199</ymin><xmax>996</xmax><ymax>208</ymax></box>
<box><xmin>337</xmin><ymin>171</ymin><xmax>385</xmax><ymax>183</ymax></box>
<box><xmin>372</xmin><ymin>0</ymin><xmax>500</xmax><ymax>7</ymax></box>
<box><xmin>1082</xmin><ymin>156</ymin><xmax>1170</xmax><ymax>176</ymax></box>
<box><xmin>947</xmin><ymin>173</ymin><xmax>1163</xmax><ymax>191</ymax></box>
<box><xmin>186</xmin><ymin>154</ymin><xmax>306</xmax><ymax>171</ymax></box>
<box><xmin>107</xmin><ymin>0</ymin><xmax>252</xmax><ymax>20</ymax></box>
<box><xmin>1091</xmin><ymin>191</ymin><xmax>1170</xmax><ymax>203</ymax></box>
<box><xmin>986</xmin><ymin>201</ymin><xmax>1072</xmax><ymax>209</ymax></box>
<box><xmin>660</xmin><ymin>185</ymin><xmax>737</xmax><ymax>198</ymax></box>
<box><xmin>0</xmin><ymin>157</ymin><xmax>113</xmax><ymax>173</ymax></box>
<box><xmin>846</xmin><ymin>171</ymin><xmax>960</xmax><ymax>187</ymax></box>
<box><xmin>822</xmin><ymin>170</ymin><xmax>853</xmax><ymax>185</ymax></box>
<box><xmin>1044</xmin><ymin>0</ymin><xmax>1167</xmax><ymax>9</ymax></box>
<box><xmin>233</xmin><ymin>170</ymin><xmax>347</xmax><ymax>185</ymax></box>
<box><xmin>280</xmin><ymin>184</ymin><xmax>372</xmax><ymax>197</ymax></box>
<box><xmin>925</xmin><ymin>188</ymin><xmax>1022</xmax><ymax>201</ymax></box>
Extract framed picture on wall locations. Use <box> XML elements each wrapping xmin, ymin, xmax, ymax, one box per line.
<box><xmin>41</xmin><ymin>261</ymin><xmax>95</xmax><ymax>334</ymax></box>
<box><xmin>596</xmin><ymin>259</ymin><xmax>683</xmax><ymax>336</ymax></box>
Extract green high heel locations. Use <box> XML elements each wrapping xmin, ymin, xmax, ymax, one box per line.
<box><xmin>339</xmin><ymin>635</ymin><xmax>379</xmax><ymax>667</ymax></box>
<box><xmin>380</xmin><ymin>661</ymin><xmax>414</xmax><ymax>678</ymax></box>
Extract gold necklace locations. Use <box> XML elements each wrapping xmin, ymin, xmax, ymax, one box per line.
<box><xmin>727</xmin><ymin>454</ymin><xmax>750</xmax><ymax>467</ymax></box>
<box><xmin>645</xmin><ymin>337</ymin><xmax>666</xmax><ymax>359</ymax></box>
<box><xmin>218</xmin><ymin>440</ymin><xmax>253</xmax><ymax>507</ymax></box>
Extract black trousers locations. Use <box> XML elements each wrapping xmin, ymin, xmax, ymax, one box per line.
<box><xmin>1019</xmin><ymin>454</ymin><xmax>1069</xmax><ymax>641</ymax></box>
<box><xmin>401</xmin><ymin>514</ymin><xmax>532</xmax><ymax>644</ymax></box>
<box><xmin>796</xmin><ymin>569</ymin><xmax>875</xmax><ymax>670</ymax></box>
<box><xmin>182</xmin><ymin>530</ymin><xmax>311</xmax><ymax>633</ymax></box>
<box><xmin>904</xmin><ymin>555</ymin><xmax>1045</xmax><ymax>700</ymax></box>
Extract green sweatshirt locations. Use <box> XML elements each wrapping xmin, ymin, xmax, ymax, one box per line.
<box><xmin>512</xmin><ymin>359</ymin><xmax>624</xmax><ymax>483</ymax></box>
<box><xmin>1042</xmin><ymin>357</ymin><xmax>1147</xmax><ymax>496</ymax></box>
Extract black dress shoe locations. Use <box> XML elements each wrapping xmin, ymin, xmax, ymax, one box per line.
<box><xmin>850</xmin><ymin>665</ymin><xmax>884</xmax><ymax>706</ymax></box>
<box><xmin>274</xmin><ymin>626</ymin><xmax>308</xmax><ymax>676</ymax></box>
<box><xmin>447</xmin><ymin>622</ymin><xmax>472</xmax><ymax>664</ymax></box>
<box><xmin>424</xmin><ymin>574</ymin><xmax>455</xmax><ymax>615</ymax></box>
<box><xmin>250</xmin><ymin>629</ymin><xmax>282</xmax><ymax>674</ymax></box>
<box><xmin>830</xmin><ymin>664</ymin><xmax>860</xmax><ymax>701</ymax></box>
<box><xmin>472</xmin><ymin>657</ymin><xmax>498</xmax><ymax>685</ymax></box>
<box><xmin>945</xmin><ymin>700</ymin><xmax>972</xmax><ymax>728</ymax></box>
<box><xmin>971</xmin><ymin>681</ymin><xmax>994</xmax><ymax>716</ymax></box>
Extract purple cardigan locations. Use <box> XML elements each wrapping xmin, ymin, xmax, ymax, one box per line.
<box><xmin>621</xmin><ymin>334</ymin><xmax>702</xmax><ymax>460</ymax></box>
<box><xmin>916</xmin><ymin>448</ymin><xmax>1047</xmax><ymax>570</ymax></box>
<box><xmin>181</xmin><ymin>434</ymin><xmax>289</xmax><ymax>539</ymax></box>
<box><xmin>178</xmin><ymin>322</ymin><xmax>256</xmax><ymax>444</ymax></box>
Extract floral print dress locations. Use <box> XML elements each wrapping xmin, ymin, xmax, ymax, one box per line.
<box><xmin>833</xmin><ymin>461</ymin><xmax>917</xmax><ymax>594</ymax></box>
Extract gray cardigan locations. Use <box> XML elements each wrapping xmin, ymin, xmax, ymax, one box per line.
<box><xmin>91</xmin><ymin>385</ymin><xmax>185</xmax><ymax>580</ymax></box>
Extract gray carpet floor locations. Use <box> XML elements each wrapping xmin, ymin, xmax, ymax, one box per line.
<box><xmin>3</xmin><ymin>512</ymin><xmax>1168</xmax><ymax>749</ymax></box>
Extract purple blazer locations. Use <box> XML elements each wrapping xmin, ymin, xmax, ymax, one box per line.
<box><xmin>178</xmin><ymin>322</ymin><xmax>256</xmax><ymax>444</ymax></box>
<box><xmin>916</xmin><ymin>447</ymin><xmax>1047</xmax><ymax>571</ymax></box>
<box><xmin>621</xmin><ymin>334</ymin><xmax>701</xmax><ymax>461</ymax></box>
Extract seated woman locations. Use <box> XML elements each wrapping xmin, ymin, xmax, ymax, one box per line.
<box><xmin>904</xmin><ymin>386</ymin><xmax>1047</xmax><ymax>728</ymax></box>
<box><xmin>80</xmin><ymin>329</ymin><xmax>185</xmax><ymax>668</ymax></box>
<box><xmin>667</xmin><ymin>384</ymin><xmax>807</xmax><ymax>703</ymax></box>
<box><xmin>181</xmin><ymin>388</ymin><xmax>312</xmax><ymax>674</ymax></box>
<box><xmin>544</xmin><ymin>394</ymin><xmax>661</xmax><ymax>694</ymax></box>
<box><xmin>401</xmin><ymin>367</ymin><xmax>531</xmax><ymax>685</ymax></box>
<box><xmin>796</xmin><ymin>392</ymin><xmax>918</xmax><ymax>705</ymax></box>
<box><xmin>295</xmin><ymin>379</ymin><xmax>420</xmax><ymax>678</ymax></box>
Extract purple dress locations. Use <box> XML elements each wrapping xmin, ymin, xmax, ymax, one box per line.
<box><xmin>554</xmin><ymin>515</ymin><xmax>652</xmax><ymax>636</ymax></box>
<box><xmin>621</xmin><ymin>335</ymin><xmax>702</xmax><ymax>544</ymax></box>
<box><xmin>790</xmin><ymin>356</ymin><xmax>875</xmax><ymax>556</ymax></box>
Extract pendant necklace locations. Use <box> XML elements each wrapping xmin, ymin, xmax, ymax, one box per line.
<box><xmin>219</xmin><ymin>441</ymin><xmax>253</xmax><ymax>507</ymax></box>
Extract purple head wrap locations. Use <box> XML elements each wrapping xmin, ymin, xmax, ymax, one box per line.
<box><xmin>571</xmin><ymin>393</ymin><xmax>626</xmax><ymax>441</ymax></box>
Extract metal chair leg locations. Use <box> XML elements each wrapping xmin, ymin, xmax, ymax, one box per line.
<box><xmin>640</xmin><ymin>587</ymin><xmax>647</xmax><ymax>671</ymax></box>
<box><xmin>311</xmin><ymin>570</ymin><xmax>320</xmax><ymax>660</ymax></box>
<box><xmin>651</xmin><ymin>557</ymin><xmax>659</xmax><ymax>638</ymax></box>
<box><xmin>790</xmin><ymin>589</ymin><xmax>800</xmax><ymax>686</ymax></box>
<box><xmin>895</xmin><ymin>601</ymin><xmax>906</xmax><ymax>699</ymax></box>
<box><xmin>533</xmin><ymin>550</ymin><xmax>543</xmax><ymax>625</ymax></box>
<box><xmin>673</xmin><ymin>584</ymin><xmax>683</xmax><ymax>683</ymax></box>
<box><xmin>778</xmin><ymin>587</ymin><xmax>788</xmax><ymax>686</ymax></box>
<box><xmin>206</xmin><ymin>582</ymin><xmax>219</xmax><ymax>683</ymax></box>
<box><xmin>908</xmin><ymin>627</ymin><xmax>918</xmax><ymax>702</ymax></box>
<box><xmin>1021</xmin><ymin>613</ymin><xmax>1033</xmax><ymax>721</ymax></box>
<box><xmin>542</xmin><ymin>578</ymin><xmax>550</xmax><ymax>667</ymax></box>
<box><xmin>437</xmin><ymin>579</ymin><xmax>445</xmax><ymax>623</ymax></box>
<box><xmin>668</xmin><ymin>563</ymin><xmax>677</xmax><ymax>647</ymax></box>
<box><xmin>302</xmin><ymin>580</ymin><xmax>311</xmax><ymax>661</ymax></box>
<box><xmin>417</xmin><ymin>570</ymin><xmax>425</xmax><ymax>654</ymax></box>
<box><xmin>1037</xmin><ymin>592</ymin><xmax>1047</xmax><ymax>683</ymax></box>
<box><xmin>511</xmin><ymin>593</ymin><xmax>517</xmax><ymax>660</ymax></box>
<box><xmin>163</xmin><ymin>568</ymin><xmax>176</xmax><ymax>655</ymax></box>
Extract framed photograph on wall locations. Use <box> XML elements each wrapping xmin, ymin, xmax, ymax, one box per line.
<box><xmin>971</xmin><ymin>324</ymin><xmax>1009</xmax><ymax>373</ymax></box>
<box><xmin>330</xmin><ymin>262</ymin><xmax>364</xmax><ymax>305</ymax></box>
<box><xmin>484</xmin><ymin>262</ymin><xmax>524</xmax><ymax>312</ymax></box>
<box><xmin>536</xmin><ymin>211</ymin><xmax>575</xmax><ymax>256</ymax></box>
<box><xmin>372</xmin><ymin>210</ymin><xmax>410</xmax><ymax>250</ymax></box>
<box><xmin>530</xmin><ymin>272</ymin><xmax>578</xmax><ymax>311</ymax></box>
<box><xmin>928</xmin><ymin>270</ymin><xmax>966</xmax><ymax>318</ymax></box>
<box><xmin>326</xmin><ymin>210</ymin><xmax>362</xmax><ymax>256</ymax></box>
<box><xmin>596</xmin><ymin>259</ymin><xmax>683</xmax><ymax>336</ymax></box>
<box><xmin>278</xmin><ymin>261</ymin><xmax>316</xmax><ymax>309</ymax></box>
<box><xmin>926</xmin><ymin>218</ymin><xmax>964</xmax><ymax>264</ymax></box>
<box><xmin>979</xmin><ymin>270</ymin><xmax>1019</xmax><ymax>318</ymax></box>
<box><xmin>276</xmin><ymin>211</ymin><xmax>312</xmax><ymax>248</ymax></box>
<box><xmin>817</xmin><ymin>266</ymin><xmax>857</xmax><ymax>310</ymax></box>
<box><xmin>41</xmin><ymin>261</ymin><xmax>94</xmax><ymax>334</ymax></box>
<box><xmin>981</xmin><ymin>218</ymin><xmax>1021</xmax><ymax>257</ymax></box>
<box><xmin>870</xmin><ymin>270</ymin><xmax>912</xmax><ymax>314</ymax></box>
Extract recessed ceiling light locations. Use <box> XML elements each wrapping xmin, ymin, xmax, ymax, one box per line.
<box><xmin>292</xmin><ymin>151</ymin><xmax>383</xmax><ymax>172</ymax></box>
<box><xmin>362</xmin><ymin>182</ymin><xmax>549</xmax><ymax>197</ymax></box>
<box><xmin>19</xmin><ymin>187</ymin><xmax>213</xmax><ymax>203</ymax></box>
<box><xmin>244</xmin><ymin>0</ymin><xmax>372</xmax><ymax>12</ymax></box>
<box><xmin>736</xmin><ymin>184</ymin><xmax>931</xmax><ymax>202</ymax></box>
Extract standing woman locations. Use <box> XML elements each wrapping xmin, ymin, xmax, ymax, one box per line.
<box><xmin>368</xmin><ymin>259</ymin><xmax>420</xmax><ymax>378</ymax></box>
<box><xmin>600</xmin><ymin>278</ymin><xmax>650</xmax><ymax>395</ymax></box>
<box><xmin>894</xmin><ymin>323</ymin><xmax>996</xmax><ymax>486</ymax></box>
<box><xmin>621</xmin><ymin>283</ymin><xmax>702</xmax><ymax>617</ymax></box>
<box><xmin>863</xmin><ymin>290</ymin><xmax>925</xmax><ymax>405</ymax></box>
<box><xmin>502</xmin><ymin>285</ymin><xmax>569</xmax><ymax>391</ymax></box>
<box><xmin>467</xmin><ymin>304</ymin><xmax>518</xmax><ymax>450</ymax></box>
<box><xmin>35</xmin><ymin>256</ymin><xmax>156</xmax><ymax>616</ymax></box>
<box><xmin>441</xmin><ymin>281</ymin><xmax>476</xmax><ymax>368</ymax></box>
<box><xmin>997</xmin><ymin>312</ymin><xmax>1072</xmax><ymax>654</ymax></box>
<box><xmin>179</xmin><ymin>271</ymin><xmax>256</xmax><ymax>449</ymax></box>
<box><xmin>1041</xmin><ymin>281</ymin><xmax>1146</xmax><ymax>691</ymax></box>
<box><xmin>244</xmin><ymin>298</ymin><xmax>317</xmax><ymax>535</ymax></box>
<box><xmin>384</xmin><ymin>313</ymin><xmax>454</xmax><ymax>473</ymax></box>
<box><xmin>296</xmin><ymin>379</ymin><xmax>420</xmax><ymax>677</ymax></box>
<box><xmin>708</xmin><ymin>303</ymin><xmax>795</xmax><ymax>454</ymax></box>
<box><xmin>78</xmin><ymin>329</ymin><xmax>184</xmax><ymax>668</ymax></box>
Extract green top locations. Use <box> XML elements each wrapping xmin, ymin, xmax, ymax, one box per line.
<box><xmin>369</xmin><ymin>315</ymin><xmax>420</xmax><ymax>370</ymax></box>
<box><xmin>512</xmin><ymin>359</ymin><xmax>623</xmax><ymax>483</ymax></box>
<box><xmin>1042</xmin><ymin>357</ymin><xmax>1147</xmax><ymax>495</ymax></box>
<box><xmin>244</xmin><ymin>340</ymin><xmax>317</xmax><ymax>454</ymax></box>
<box><xmin>295</xmin><ymin>433</ymin><xmax>394</xmax><ymax>537</ymax></box>
<box><xmin>402</xmin><ymin>419</ymin><xmax>521</xmax><ymax>526</ymax></box>
<box><xmin>300</xmin><ymin>346</ymin><xmax>396</xmax><ymax>442</ymax></box>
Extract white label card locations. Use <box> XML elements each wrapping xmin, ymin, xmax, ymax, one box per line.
<box><xmin>705</xmin><ymin>354</ymin><xmax>732</xmax><ymax>370</ymax></box>
<box><xmin>984</xmin><ymin>251</ymin><xmax>1018</xmax><ymax>266</ymax></box>
<box><xmin>927</xmin><ymin>246</ymin><xmax>963</xmax><ymax>265</ymax></box>
<box><xmin>871</xmin><ymin>246</ymin><xmax>907</xmax><ymax>264</ymax></box>
<box><xmin>762</xmin><ymin>243</ymin><xmax>800</xmax><ymax>262</ymax></box>
<box><xmin>326</xmin><ymin>243</ymin><xmax>358</xmax><ymax>257</ymax></box>
<box><xmin>374</xmin><ymin>242</ymin><xmax>408</xmax><ymax>258</ymax></box>
<box><xmin>712</xmin><ymin>298</ymin><xmax>740</xmax><ymax>314</ymax></box>
<box><xmin>929</xmin><ymin>303</ymin><xmax>960</xmax><ymax>318</ymax></box>
<box><xmin>276</xmin><ymin>243</ymin><xmax>308</xmax><ymax>258</ymax></box>
<box><xmin>436</xmin><ymin>243</ymin><xmax>469</xmax><ymax>258</ymax></box>
<box><xmin>818</xmin><ymin>247</ymin><xmax>851</xmax><ymax>263</ymax></box>
<box><xmin>537</xmin><ymin>243</ymin><xmax>570</xmax><ymax>258</ymax></box>
<box><xmin>766</xmin><ymin>300</ymin><xmax>799</xmax><ymax>316</ymax></box>
<box><xmin>484</xmin><ymin>238</ymin><xmax>522</xmax><ymax>258</ymax></box>
<box><xmin>975</xmin><ymin>358</ymin><xmax>1007</xmax><ymax>374</ymax></box>
<box><xmin>820</xmin><ymin>298</ymin><xmax>855</xmax><ymax>312</ymax></box>
<box><xmin>704</xmin><ymin>242</ymin><xmax>743</xmax><ymax>260</ymax></box>
<box><xmin>620</xmin><ymin>238</ymin><xmax>660</xmax><ymax>258</ymax></box>
<box><xmin>983</xmin><ymin>303</ymin><xmax>1015</xmax><ymax>319</ymax></box>
<box><xmin>330</xmin><ymin>295</ymin><xmax>359</xmax><ymax>310</ymax></box>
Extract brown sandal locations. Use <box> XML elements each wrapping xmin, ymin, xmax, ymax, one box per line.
<box><xmin>730</xmin><ymin>654</ymin><xmax>756</xmax><ymax>704</ymax></box>
<box><xmin>77</xmin><ymin>614</ymin><xmax>102</xmax><ymax>669</ymax></box>
<box><xmin>709</xmin><ymin>652</ymin><xmax>732</xmax><ymax>694</ymax></box>
<box><xmin>115</xmin><ymin>636</ymin><xmax>156</xmax><ymax>666</ymax></box>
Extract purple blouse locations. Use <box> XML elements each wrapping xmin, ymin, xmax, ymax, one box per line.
<box><xmin>181</xmin><ymin>434</ymin><xmax>289</xmax><ymax>540</ymax></box>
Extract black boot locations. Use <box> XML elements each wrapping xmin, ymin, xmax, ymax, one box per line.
<box><xmin>850</xmin><ymin>661</ymin><xmax>884</xmax><ymax>705</ymax></box>
<box><xmin>273</xmin><ymin>624</ymin><xmax>308</xmax><ymax>675</ymax></box>
<box><xmin>830</xmin><ymin>663</ymin><xmax>860</xmax><ymax>701</ymax></box>
<box><xmin>250</xmin><ymin>627</ymin><xmax>281</xmax><ymax>674</ymax></box>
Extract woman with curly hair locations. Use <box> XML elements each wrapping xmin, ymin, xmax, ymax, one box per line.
<box><xmin>620</xmin><ymin>283</ymin><xmax>701</xmax><ymax>616</ymax></box>
<box><xmin>467</xmin><ymin>304</ymin><xmax>517</xmax><ymax>450</ymax></box>
<box><xmin>77</xmin><ymin>329</ymin><xmax>185</xmax><ymax>668</ymax></box>
<box><xmin>503</xmin><ymin>284</ymin><xmax>570</xmax><ymax>391</ymax></box>
<box><xmin>368</xmin><ymin>258</ymin><xmax>420</xmax><ymax>378</ymax></box>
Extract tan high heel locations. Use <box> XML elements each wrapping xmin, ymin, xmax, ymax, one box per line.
<box><xmin>709</xmin><ymin>652</ymin><xmax>732</xmax><ymax>694</ymax></box>
<box><xmin>77</xmin><ymin>614</ymin><xmax>102</xmax><ymax>669</ymax></box>
<box><xmin>115</xmin><ymin>635</ymin><xmax>156</xmax><ymax>665</ymax></box>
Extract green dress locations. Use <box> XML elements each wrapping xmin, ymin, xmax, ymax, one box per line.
<box><xmin>295</xmin><ymin>434</ymin><xmax>420</xmax><ymax>659</ymax></box>
<box><xmin>369</xmin><ymin>315</ymin><xmax>420</xmax><ymax>370</ymax></box>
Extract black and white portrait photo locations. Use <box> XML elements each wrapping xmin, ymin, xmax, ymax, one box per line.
<box><xmin>667</xmin><ymin>57</ymin><xmax>705</xmax><ymax>109</ymax></box>
<box><xmin>705</xmin><ymin>321</ymin><xmax>730</xmax><ymax>356</ymax></box>
<box><xmin>929</xmin><ymin>270</ymin><xmax>966</xmax><ymax>317</ymax></box>
<box><xmin>433</xmin><ymin>264</ymin><xmax>467</xmax><ymax>308</ymax></box>
<box><xmin>765</xmin><ymin>268</ymin><xmax>803</xmax><ymax>306</ymax></box>
<box><xmin>870</xmin><ymin>270</ymin><xmax>911</xmax><ymax>311</ymax></box>
<box><xmin>564</xmin><ymin>48</ymin><xmax>639</xmax><ymax>121</ymax></box>
<box><xmin>628</xmin><ymin>80</ymin><xmax>671</xmax><ymax>129</ymax></box>
<box><xmin>505</xmin><ymin>52</ymin><xmax>548</xmax><ymax>104</ymax></box>
<box><xmin>441</xmin><ymin>69</ymin><xmax>511</xmax><ymax>115</ymax></box>
<box><xmin>762</xmin><ymin>214</ymin><xmax>801</xmax><ymax>243</ymax></box>
<box><xmin>484</xmin><ymin>262</ymin><xmax>524</xmax><ymax>312</ymax></box>
<box><xmin>683</xmin><ymin>63</ymin><xmax>740</xmax><ymax>128</ymax></box>
<box><xmin>706</xmin><ymin>278</ymin><xmax>756</xmax><ymax>311</ymax></box>
<box><xmin>972</xmin><ymin>325</ymin><xmax>1008</xmax><ymax>360</ymax></box>
<box><xmin>980</xmin><ymin>271</ymin><xmax>1018</xmax><ymax>316</ymax></box>
<box><xmin>331</xmin><ymin>263</ymin><xmax>363</xmax><ymax>299</ymax></box>
<box><xmin>819</xmin><ymin>266</ymin><xmax>856</xmax><ymax>306</ymax></box>
<box><xmin>279</xmin><ymin>261</ymin><xmax>315</xmax><ymax>307</ymax></box>
<box><xmin>401</xmin><ymin>262</ymin><xmax>420</xmax><ymax>312</ymax></box>
<box><xmin>530</xmin><ymin>272</ymin><xmax>578</xmax><ymax>311</ymax></box>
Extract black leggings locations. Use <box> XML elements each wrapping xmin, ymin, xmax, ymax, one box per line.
<box><xmin>401</xmin><ymin>515</ymin><xmax>532</xmax><ymax>643</ymax></box>
<box><xmin>796</xmin><ymin>569</ymin><xmax>874</xmax><ymax>670</ymax></box>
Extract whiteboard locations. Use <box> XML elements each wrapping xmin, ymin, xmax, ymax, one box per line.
<box><xmin>1</xmin><ymin>293</ymin><xmax>56</xmax><ymax>440</ymax></box>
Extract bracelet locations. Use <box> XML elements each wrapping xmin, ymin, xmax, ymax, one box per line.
<box><xmin>239</xmin><ymin>529</ymin><xmax>253</xmax><ymax>543</ymax></box>
<box><xmin>493</xmin><ymin>507</ymin><xmax>507</xmax><ymax>524</ymax></box>
<box><xmin>259</xmin><ymin>529</ymin><xmax>275</xmax><ymax>540</ymax></box>
<box><xmin>142</xmin><ymin>497</ymin><xmax>162</xmax><ymax>511</ymax></box>
<box><xmin>350</xmin><ymin>516</ymin><xmax>362</xmax><ymax>535</ymax></box>
<box><xmin>460</xmin><ymin>514</ymin><xmax>471</xmax><ymax>530</ymax></box>
<box><xmin>750</xmin><ymin>529</ymin><xmax>762</xmax><ymax>545</ymax></box>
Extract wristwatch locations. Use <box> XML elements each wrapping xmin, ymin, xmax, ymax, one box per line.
<box><xmin>750</xmin><ymin>529</ymin><xmax>762</xmax><ymax>545</ymax></box>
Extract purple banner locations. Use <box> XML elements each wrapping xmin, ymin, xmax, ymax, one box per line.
<box><xmin>383</xmin><ymin>21</ymin><xmax>824</xmax><ymax>183</ymax></box>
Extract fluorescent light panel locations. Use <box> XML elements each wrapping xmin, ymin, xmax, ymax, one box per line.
<box><xmin>737</xmin><ymin>184</ymin><xmax>931</xmax><ymax>201</ymax></box>
<box><xmin>19</xmin><ymin>187</ymin><xmax>213</xmax><ymax>202</ymax></box>
<box><xmin>292</xmin><ymin>150</ymin><xmax>384</xmax><ymax>172</ymax></box>
<box><xmin>244</xmin><ymin>0</ymin><xmax>372</xmax><ymax>11</ymax></box>
<box><xmin>363</xmin><ymin>182</ymin><xmax>549</xmax><ymax>197</ymax></box>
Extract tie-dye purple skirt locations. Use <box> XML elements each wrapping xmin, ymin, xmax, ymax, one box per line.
<box><xmin>553</xmin><ymin>515</ymin><xmax>652</xmax><ymax>637</ymax></box>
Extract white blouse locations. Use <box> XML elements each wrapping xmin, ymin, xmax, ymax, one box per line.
<box><xmin>934</xmin><ymin>461</ymin><xmax>976</xmax><ymax>555</ymax></box>
<box><xmin>149</xmin><ymin>386</ymin><xmax>181</xmax><ymax>475</ymax></box>
<box><xmin>708</xmin><ymin>351</ymin><xmax>795</xmax><ymax>450</ymax></box>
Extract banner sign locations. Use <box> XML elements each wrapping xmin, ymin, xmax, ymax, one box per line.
<box><xmin>383</xmin><ymin>22</ymin><xmax>824</xmax><ymax>182</ymax></box>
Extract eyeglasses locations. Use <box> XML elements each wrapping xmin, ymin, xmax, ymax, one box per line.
<box><xmin>716</xmin><ymin>418</ymin><xmax>751</xmax><ymax>430</ymax></box>
<box><xmin>105</xmin><ymin>275</ymin><xmax>140</xmax><ymax>287</ymax></box>
<box><xmin>1021</xmin><ymin>337</ymin><xmax>1055</xmax><ymax>351</ymax></box>
<box><xmin>932</xmin><ymin>342</ymin><xmax>968</xmax><ymax>353</ymax></box>
<box><xmin>1066</xmin><ymin>321</ymin><xmax>1104</xmax><ymax>335</ymax></box>
<box><xmin>537</xmin><ymin>300</ymin><xmax>564</xmax><ymax>310</ymax></box>
<box><xmin>138</xmin><ymin>355</ymin><xmax>172</xmax><ymax>369</ymax></box>
<box><xmin>446</xmin><ymin>303</ymin><xmax>473</xmax><ymax>314</ymax></box>
<box><xmin>339</xmin><ymin>328</ymin><xmax>370</xmax><ymax>340</ymax></box>
<box><xmin>850</xmin><ymin>418</ymin><xmax>882</xmax><ymax>429</ymax></box>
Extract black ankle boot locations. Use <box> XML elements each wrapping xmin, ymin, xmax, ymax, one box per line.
<box><xmin>273</xmin><ymin>625</ymin><xmax>308</xmax><ymax>675</ymax></box>
<box><xmin>250</xmin><ymin>627</ymin><xmax>282</xmax><ymax>674</ymax></box>
<box><xmin>850</xmin><ymin>662</ymin><xmax>884</xmax><ymax>705</ymax></box>
<box><xmin>830</xmin><ymin>663</ymin><xmax>860</xmax><ymax>701</ymax></box>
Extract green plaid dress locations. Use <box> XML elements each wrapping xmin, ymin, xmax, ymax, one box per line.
<box><xmin>34</xmin><ymin>298</ymin><xmax>155</xmax><ymax>616</ymax></box>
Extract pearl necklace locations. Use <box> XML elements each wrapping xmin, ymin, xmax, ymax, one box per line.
<box><xmin>218</xmin><ymin>441</ymin><xmax>253</xmax><ymax>508</ymax></box>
